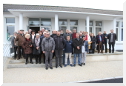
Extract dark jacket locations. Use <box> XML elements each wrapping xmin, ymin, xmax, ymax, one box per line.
<box><xmin>73</xmin><ymin>38</ymin><xmax>83</xmax><ymax>54</ymax></box>
<box><xmin>103</xmin><ymin>33</ymin><xmax>108</xmax><ymax>43</ymax></box>
<box><xmin>22</xmin><ymin>39</ymin><xmax>32</xmax><ymax>54</ymax></box>
<box><xmin>82</xmin><ymin>40</ymin><xmax>88</xmax><ymax>52</ymax></box>
<box><xmin>96</xmin><ymin>35</ymin><xmax>105</xmax><ymax>50</ymax></box>
<box><xmin>32</xmin><ymin>38</ymin><xmax>42</xmax><ymax>55</ymax></box>
<box><xmin>11</xmin><ymin>36</ymin><xmax>18</xmax><ymax>47</ymax></box>
<box><xmin>51</xmin><ymin>34</ymin><xmax>57</xmax><ymax>39</ymax></box>
<box><xmin>107</xmin><ymin>33</ymin><xmax>117</xmax><ymax>44</ymax></box>
<box><xmin>15</xmin><ymin>34</ymin><xmax>25</xmax><ymax>46</ymax></box>
<box><xmin>96</xmin><ymin>35</ymin><xmax>105</xmax><ymax>44</ymax></box>
<box><xmin>64</xmin><ymin>40</ymin><xmax>73</xmax><ymax>53</ymax></box>
<box><xmin>90</xmin><ymin>36</ymin><xmax>96</xmax><ymax>49</ymax></box>
<box><xmin>54</xmin><ymin>35</ymin><xmax>65</xmax><ymax>50</ymax></box>
<box><xmin>30</xmin><ymin>34</ymin><xmax>36</xmax><ymax>43</ymax></box>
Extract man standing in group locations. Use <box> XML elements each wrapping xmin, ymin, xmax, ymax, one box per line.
<box><xmin>63</xmin><ymin>29</ymin><xmax>72</xmax><ymax>40</ymax></box>
<box><xmin>73</xmin><ymin>33</ymin><xmax>83</xmax><ymax>66</ymax></box>
<box><xmin>42</xmin><ymin>32</ymin><xmax>55</xmax><ymax>70</ymax></box>
<box><xmin>54</xmin><ymin>31</ymin><xmax>65</xmax><ymax>68</ymax></box>
<box><xmin>72</xmin><ymin>29</ymin><xmax>77</xmax><ymax>39</ymax></box>
<box><xmin>96</xmin><ymin>32</ymin><xmax>105</xmax><ymax>53</ymax></box>
<box><xmin>103</xmin><ymin>31</ymin><xmax>108</xmax><ymax>53</ymax></box>
<box><xmin>107</xmin><ymin>29</ymin><xmax>117</xmax><ymax>53</ymax></box>
<box><xmin>15</xmin><ymin>30</ymin><xmax>25</xmax><ymax>60</ymax></box>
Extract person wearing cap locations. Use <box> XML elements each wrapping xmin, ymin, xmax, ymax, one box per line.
<box><xmin>81</xmin><ymin>36</ymin><xmax>88</xmax><ymax>65</ymax></box>
<box><xmin>33</xmin><ymin>33</ymin><xmax>42</xmax><ymax>64</ymax></box>
<box><xmin>15</xmin><ymin>29</ymin><xmax>25</xmax><ymax>60</ymax></box>
<box><xmin>42</xmin><ymin>32</ymin><xmax>55</xmax><ymax>70</ymax></box>
<box><xmin>11</xmin><ymin>32</ymin><xmax>18</xmax><ymax>59</ymax></box>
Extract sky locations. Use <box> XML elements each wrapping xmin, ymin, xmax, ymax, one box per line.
<box><xmin>2</xmin><ymin>0</ymin><xmax>125</xmax><ymax>11</ymax></box>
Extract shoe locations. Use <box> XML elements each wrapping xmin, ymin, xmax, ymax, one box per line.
<box><xmin>79</xmin><ymin>64</ymin><xmax>82</xmax><ymax>66</ymax></box>
<box><xmin>59</xmin><ymin>66</ymin><xmax>62</xmax><ymax>68</ymax></box>
<box><xmin>56</xmin><ymin>66</ymin><xmax>58</xmax><ymax>68</ymax></box>
<box><xmin>83</xmin><ymin>63</ymin><xmax>85</xmax><ymax>65</ymax></box>
<box><xmin>73</xmin><ymin>64</ymin><xmax>76</xmax><ymax>67</ymax></box>
<box><xmin>70</xmin><ymin>64</ymin><xmax>73</xmax><ymax>67</ymax></box>
<box><xmin>30</xmin><ymin>62</ymin><xmax>33</xmax><ymax>64</ymax></box>
<box><xmin>50</xmin><ymin>67</ymin><xmax>53</xmax><ymax>69</ymax></box>
<box><xmin>46</xmin><ymin>67</ymin><xmax>48</xmax><ymax>70</ymax></box>
<box><xmin>64</xmin><ymin>64</ymin><xmax>67</xmax><ymax>67</ymax></box>
<box><xmin>25</xmin><ymin>62</ymin><xmax>28</xmax><ymax>64</ymax></box>
<box><xmin>36</xmin><ymin>62</ymin><xmax>38</xmax><ymax>64</ymax></box>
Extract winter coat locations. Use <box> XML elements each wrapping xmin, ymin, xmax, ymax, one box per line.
<box><xmin>64</xmin><ymin>40</ymin><xmax>73</xmax><ymax>53</ymax></box>
<box><xmin>73</xmin><ymin>38</ymin><xmax>83</xmax><ymax>54</ymax></box>
<box><xmin>32</xmin><ymin>38</ymin><xmax>42</xmax><ymax>55</ymax></box>
<box><xmin>90</xmin><ymin>36</ymin><xmax>96</xmax><ymax>49</ymax></box>
<box><xmin>22</xmin><ymin>39</ymin><xmax>32</xmax><ymax>54</ymax></box>
<box><xmin>53</xmin><ymin>35</ymin><xmax>65</xmax><ymax>50</ymax></box>
<box><xmin>41</xmin><ymin>37</ymin><xmax>55</xmax><ymax>52</ymax></box>
<box><xmin>107</xmin><ymin>33</ymin><xmax>117</xmax><ymax>44</ymax></box>
<box><xmin>15</xmin><ymin>34</ymin><xmax>25</xmax><ymax>46</ymax></box>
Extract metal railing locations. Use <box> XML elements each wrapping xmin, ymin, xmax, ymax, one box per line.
<box><xmin>3</xmin><ymin>43</ymin><xmax>13</xmax><ymax>57</ymax></box>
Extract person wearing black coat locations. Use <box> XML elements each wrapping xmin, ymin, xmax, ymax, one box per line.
<box><xmin>103</xmin><ymin>31</ymin><xmax>108</xmax><ymax>53</ymax></box>
<box><xmin>53</xmin><ymin>31</ymin><xmax>65</xmax><ymax>68</ymax></box>
<box><xmin>96</xmin><ymin>32</ymin><xmax>105</xmax><ymax>53</ymax></box>
<box><xmin>107</xmin><ymin>29</ymin><xmax>117</xmax><ymax>53</ymax></box>
<box><xmin>90</xmin><ymin>33</ymin><xmax>96</xmax><ymax>54</ymax></box>
<box><xmin>51</xmin><ymin>30</ymin><xmax>57</xmax><ymax>59</ymax></box>
<box><xmin>33</xmin><ymin>33</ymin><xmax>42</xmax><ymax>64</ymax></box>
<box><xmin>73</xmin><ymin>33</ymin><xmax>83</xmax><ymax>66</ymax></box>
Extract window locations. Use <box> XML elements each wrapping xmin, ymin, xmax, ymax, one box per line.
<box><xmin>121</xmin><ymin>22</ymin><xmax>123</xmax><ymax>27</ymax></box>
<box><xmin>116</xmin><ymin>22</ymin><xmax>119</xmax><ymax>27</ymax></box>
<box><xmin>7</xmin><ymin>26</ymin><xmax>15</xmax><ymax>41</ymax></box>
<box><xmin>116</xmin><ymin>28</ymin><xmax>118</xmax><ymax>41</ymax></box>
<box><xmin>70</xmin><ymin>26</ymin><xmax>77</xmax><ymax>32</ymax></box>
<box><xmin>59</xmin><ymin>19</ymin><xmax>67</xmax><ymax>25</ymax></box>
<box><xmin>70</xmin><ymin>20</ymin><xmax>78</xmax><ymax>25</ymax></box>
<box><xmin>6</xmin><ymin>18</ymin><xmax>15</xmax><ymax>23</ymax></box>
<box><xmin>121</xmin><ymin>29</ymin><xmax>123</xmax><ymax>41</ymax></box>
<box><xmin>96</xmin><ymin>21</ymin><xmax>102</xmax><ymax>26</ymax></box>
<box><xmin>29</xmin><ymin>18</ymin><xmax>40</xmax><ymax>26</ymax></box>
<box><xmin>41</xmin><ymin>19</ymin><xmax>51</xmax><ymax>26</ymax></box>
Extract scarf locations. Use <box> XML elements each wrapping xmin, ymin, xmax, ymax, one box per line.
<box><xmin>35</xmin><ymin>38</ymin><xmax>40</xmax><ymax>47</ymax></box>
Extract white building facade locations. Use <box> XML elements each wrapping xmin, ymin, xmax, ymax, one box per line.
<box><xmin>3</xmin><ymin>4</ymin><xmax>123</xmax><ymax>56</ymax></box>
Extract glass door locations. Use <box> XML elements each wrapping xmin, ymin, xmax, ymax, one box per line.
<box><xmin>59</xmin><ymin>26</ymin><xmax>67</xmax><ymax>33</ymax></box>
<box><xmin>7</xmin><ymin>25</ymin><xmax>15</xmax><ymax>41</ymax></box>
<box><xmin>96</xmin><ymin>27</ymin><xmax>101</xmax><ymax>35</ymax></box>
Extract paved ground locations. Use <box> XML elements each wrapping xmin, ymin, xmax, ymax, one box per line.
<box><xmin>3</xmin><ymin>61</ymin><xmax>123</xmax><ymax>83</ymax></box>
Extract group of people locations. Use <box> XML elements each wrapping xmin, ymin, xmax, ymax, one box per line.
<box><xmin>11</xmin><ymin>28</ymin><xmax>117</xmax><ymax>70</ymax></box>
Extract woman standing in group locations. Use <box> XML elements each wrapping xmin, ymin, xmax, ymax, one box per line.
<box><xmin>22</xmin><ymin>34</ymin><xmax>33</xmax><ymax>64</ymax></box>
<box><xmin>33</xmin><ymin>33</ymin><xmax>42</xmax><ymax>64</ymax></box>
<box><xmin>90</xmin><ymin>33</ymin><xmax>96</xmax><ymax>54</ymax></box>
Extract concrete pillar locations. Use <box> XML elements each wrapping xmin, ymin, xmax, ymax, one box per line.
<box><xmin>55</xmin><ymin>14</ymin><xmax>58</xmax><ymax>31</ymax></box>
<box><xmin>86</xmin><ymin>16</ymin><xmax>90</xmax><ymax>34</ymax></box>
<box><xmin>19</xmin><ymin>13</ymin><xmax>23</xmax><ymax>30</ymax></box>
